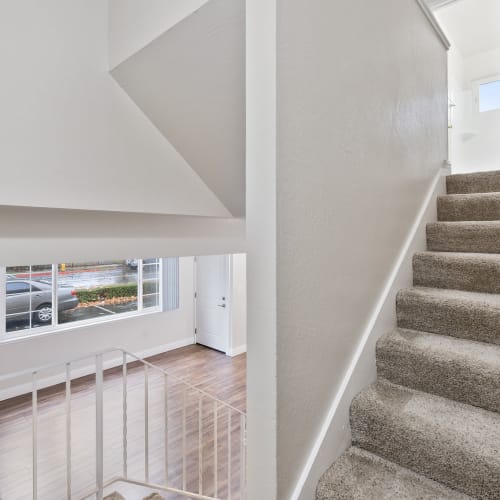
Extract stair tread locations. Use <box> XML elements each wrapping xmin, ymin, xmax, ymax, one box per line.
<box><xmin>377</xmin><ymin>328</ymin><xmax>500</xmax><ymax>412</ymax></box>
<box><xmin>380</xmin><ymin>327</ymin><xmax>500</xmax><ymax>366</ymax></box>
<box><xmin>397</xmin><ymin>286</ymin><xmax>500</xmax><ymax>345</ymax></box>
<box><xmin>317</xmin><ymin>446</ymin><xmax>471</xmax><ymax>500</ymax></box>
<box><xmin>400</xmin><ymin>285</ymin><xmax>500</xmax><ymax>306</ymax></box>
<box><xmin>413</xmin><ymin>251</ymin><xmax>500</xmax><ymax>294</ymax></box>
<box><xmin>447</xmin><ymin>170</ymin><xmax>500</xmax><ymax>194</ymax></box>
<box><xmin>351</xmin><ymin>380</ymin><xmax>500</xmax><ymax>499</ymax></box>
<box><xmin>427</xmin><ymin>221</ymin><xmax>500</xmax><ymax>253</ymax></box>
<box><xmin>429</xmin><ymin>220</ymin><xmax>500</xmax><ymax>227</ymax></box>
<box><xmin>438</xmin><ymin>192</ymin><xmax>500</xmax><ymax>221</ymax></box>
<box><xmin>415</xmin><ymin>250</ymin><xmax>500</xmax><ymax>261</ymax></box>
<box><xmin>440</xmin><ymin>192</ymin><xmax>500</xmax><ymax>201</ymax></box>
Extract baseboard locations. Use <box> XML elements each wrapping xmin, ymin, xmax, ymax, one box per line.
<box><xmin>291</xmin><ymin>169</ymin><xmax>447</xmax><ymax>500</ymax></box>
<box><xmin>0</xmin><ymin>337</ymin><xmax>194</xmax><ymax>402</ymax></box>
<box><xmin>226</xmin><ymin>344</ymin><xmax>247</xmax><ymax>357</ymax></box>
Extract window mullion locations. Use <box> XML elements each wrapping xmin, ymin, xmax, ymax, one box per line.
<box><xmin>52</xmin><ymin>264</ymin><xmax>58</xmax><ymax>327</ymax></box>
<box><xmin>0</xmin><ymin>266</ymin><xmax>6</xmax><ymax>336</ymax></box>
<box><xmin>137</xmin><ymin>259</ymin><xmax>143</xmax><ymax>311</ymax></box>
<box><xmin>29</xmin><ymin>265</ymin><xmax>32</xmax><ymax>330</ymax></box>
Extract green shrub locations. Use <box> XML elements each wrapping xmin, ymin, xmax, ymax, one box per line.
<box><xmin>76</xmin><ymin>283</ymin><xmax>138</xmax><ymax>303</ymax></box>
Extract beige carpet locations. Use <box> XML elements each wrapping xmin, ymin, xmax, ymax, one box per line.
<box><xmin>317</xmin><ymin>170</ymin><xmax>500</xmax><ymax>500</ymax></box>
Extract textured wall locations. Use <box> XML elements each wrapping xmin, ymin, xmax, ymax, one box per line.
<box><xmin>275</xmin><ymin>0</ymin><xmax>447</xmax><ymax>497</ymax></box>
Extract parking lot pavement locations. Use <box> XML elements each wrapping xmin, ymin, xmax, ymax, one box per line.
<box><xmin>5</xmin><ymin>297</ymin><xmax>162</xmax><ymax>333</ymax></box>
<box><xmin>58</xmin><ymin>302</ymin><xmax>138</xmax><ymax>324</ymax></box>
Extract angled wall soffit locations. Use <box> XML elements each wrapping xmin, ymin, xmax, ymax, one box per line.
<box><xmin>110</xmin><ymin>0</ymin><xmax>246</xmax><ymax>217</ymax></box>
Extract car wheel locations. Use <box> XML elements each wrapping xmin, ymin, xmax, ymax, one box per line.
<box><xmin>35</xmin><ymin>304</ymin><xmax>52</xmax><ymax>325</ymax></box>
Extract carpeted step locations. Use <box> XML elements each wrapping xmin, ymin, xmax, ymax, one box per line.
<box><xmin>104</xmin><ymin>493</ymin><xmax>125</xmax><ymax>500</ymax></box>
<box><xmin>397</xmin><ymin>287</ymin><xmax>500</xmax><ymax>345</ymax></box>
<box><xmin>350</xmin><ymin>380</ymin><xmax>500</xmax><ymax>499</ymax></box>
<box><xmin>438</xmin><ymin>192</ymin><xmax>500</xmax><ymax>221</ymax></box>
<box><xmin>427</xmin><ymin>221</ymin><xmax>500</xmax><ymax>253</ymax></box>
<box><xmin>376</xmin><ymin>328</ymin><xmax>500</xmax><ymax>413</ymax></box>
<box><xmin>447</xmin><ymin>170</ymin><xmax>500</xmax><ymax>195</ymax></box>
<box><xmin>316</xmin><ymin>446</ymin><xmax>470</xmax><ymax>500</ymax></box>
<box><xmin>413</xmin><ymin>251</ymin><xmax>500</xmax><ymax>293</ymax></box>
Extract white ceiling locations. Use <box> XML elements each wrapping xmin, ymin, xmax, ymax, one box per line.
<box><xmin>433</xmin><ymin>0</ymin><xmax>500</xmax><ymax>58</ymax></box>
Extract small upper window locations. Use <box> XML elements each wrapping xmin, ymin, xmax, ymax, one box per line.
<box><xmin>479</xmin><ymin>80</ymin><xmax>500</xmax><ymax>112</ymax></box>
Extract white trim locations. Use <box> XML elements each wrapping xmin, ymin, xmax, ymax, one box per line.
<box><xmin>290</xmin><ymin>168</ymin><xmax>447</xmax><ymax>500</ymax></box>
<box><xmin>226</xmin><ymin>344</ymin><xmax>247</xmax><ymax>357</ymax></box>
<box><xmin>415</xmin><ymin>0</ymin><xmax>451</xmax><ymax>50</ymax></box>
<box><xmin>0</xmin><ymin>337</ymin><xmax>194</xmax><ymax>401</ymax></box>
<box><xmin>426</xmin><ymin>0</ymin><xmax>463</xmax><ymax>10</ymax></box>
<box><xmin>0</xmin><ymin>267</ymin><xmax>5</xmax><ymax>332</ymax></box>
<box><xmin>1</xmin><ymin>305</ymin><xmax>162</xmax><ymax>344</ymax></box>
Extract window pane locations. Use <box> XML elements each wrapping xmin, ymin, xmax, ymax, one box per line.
<box><xmin>142</xmin><ymin>258</ymin><xmax>160</xmax><ymax>309</ymax></box>
<box><xmin>6</xmin><ymin>264</ymin><xmax>53</xmax><ymax>333</ymax></box>
<box><xmin>57</xmin><ymin>260</ymin><xmax>137</xmax><ymax>325</ymax></box>
<box><xmin>479</xmin><ymin>80</ymin><xmax>500</xmax><ymax>112</ymax></box>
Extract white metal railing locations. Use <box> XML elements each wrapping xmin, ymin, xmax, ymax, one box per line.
<box><xmin>4</xmin><ymin>348</ymin><xmax>246</xmax><ymax>500</ymax></box>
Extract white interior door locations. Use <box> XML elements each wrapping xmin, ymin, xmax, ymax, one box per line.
<box><xmin>195</xmin><ymin>255</ymin><xmax>230</xmax><ymax>353</ymax></box>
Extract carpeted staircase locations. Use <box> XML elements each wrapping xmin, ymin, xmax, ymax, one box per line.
<box><xmin>317</xmin><ymin>171</ymin><xmax>500</xmax><ymax>500</ymax></box>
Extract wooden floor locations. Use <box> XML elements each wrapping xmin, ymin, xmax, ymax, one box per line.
<box><xmin>0</xmin><ymin>345</ymin><xmax>246</xmax><ymax>500</ymax></box>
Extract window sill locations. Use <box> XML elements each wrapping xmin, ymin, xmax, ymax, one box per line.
<box><xmin>1</xmin><ymin>306</ymin><xmax>163</xmax><ymax>345</ymax></box>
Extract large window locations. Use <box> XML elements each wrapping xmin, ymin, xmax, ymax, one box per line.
<box><xmin>4</xmin><ymin>258</ymin><xmax>179</xmax><ymax>337</ymax></box>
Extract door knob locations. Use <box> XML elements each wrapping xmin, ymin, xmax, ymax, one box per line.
<box><xmin>217</xmin><ymin>303</ymin><xmax>226</xmax><ymax>308</ymax></box>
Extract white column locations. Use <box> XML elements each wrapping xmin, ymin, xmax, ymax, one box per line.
<box><xmin>246</xmin><ymin>0</ymin><xmax>278</xmax><ymax>498</ymax></box>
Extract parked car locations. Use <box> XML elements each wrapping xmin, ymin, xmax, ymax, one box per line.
<box><xmin>6</xmin><ymin>279</ymin><xmax>79</xmax><ymax>325</ymax></box>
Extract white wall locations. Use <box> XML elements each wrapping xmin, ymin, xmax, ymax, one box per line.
<box><xmin>0</xmin><ymin>207</ymin><xmax>245</xmax><ymax>266</ymax></box>
<box><xmin>111</xmin><ymin>0</ymin><xmax>246</xmax><ymax>216</ymax></box>
<box><xmin>247</xmin><ymin>0</ymin><xmax>447</xmax><ymax>498</ymax></box>
<box><xmin>0</xmin><ymin>257</ymin><xmax>195</xmax><ymax>397</ymax></box>
<box><xmin>437</xmin><ymin>7</ymin><xmax>500</xmax><ymax>174</ymax></box>
<box><xmin>108</xmin><ymin>0</ymin><xmax>210</xmax><ymax>69</ymax></box>
<box><xmin>447</xmin><ymin>46</ymin><xmax>500</xmax><ymax>173</ymax></box>
<box><xmin>0</xmin><ymin>0</ymin><xmax>229</xmax><ymax>217</ymax></box>
<box><xmin>229</xmin><ymin>254</ymin><xmax>246</xmax><ymax>356</ymax></box>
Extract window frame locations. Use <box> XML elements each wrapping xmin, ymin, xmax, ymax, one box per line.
<box><xmin>1</xmin><ymin>258</ymin><xmax>166</xmax><ymax>343</ymax></box>
<box><xmin>474</xmin><ymin>74</ymin><xmax>500</xmax><ymax>113</ymax></box>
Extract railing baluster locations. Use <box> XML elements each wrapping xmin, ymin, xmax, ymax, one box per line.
<box><xmin>65</xmin><ymin>363</ymin><xmax>72</xmax><ymax>500</ymax></box>
<box><xmin>227</xmin><ymin>409</ymin><xmax>232</xmax><ymax>500</ymax></box>
<box><xmin>240</xmin><ymin>415</ymin><xmax>246</xmax><ymax>500</ymax></box>
<box><xmin>144</xmin><ymin>364</ymin><xmax>149</xmax><ymax>483</ymax></box>
<box><xmin>32</xmin><ymin>372</ymin><xmax>38</xmax><ymax>500</ymax></box>
<box><xmin>164</xmin><ymin>374</ymin><xmax>169</xmax><ymax>486</ymax></box>
<box><xmin>198</xmin><ymin>397</ymin><xmax>203</xmax><ymax>495</ymax></box>
<box><xmin>182</xmin><ymin>387</ymin><xmax>187</xmax><ymax>491</ymax></box>
<box><xmin>18</xmin><ymin>348</ymin><xmax>247</xmax><ymax>500</ymax></box>
<box><xmin>122</xmin><ymin>352</ymin><xmax>128</xmax><ymax>479</ymax></box>
<box><xmin>95</xmin><ymin>354</ymin><xmax>104</xmax><ymax>500</ymax></box>
<box><xmin>214</xmin><ymin>401</ymin><xmax>218</xmax><ymax>498</ymax></box>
